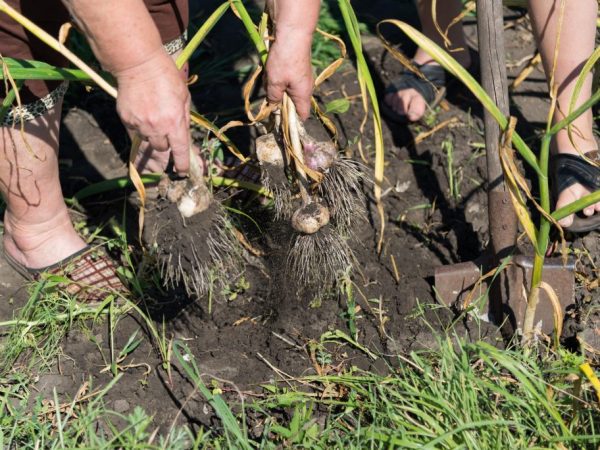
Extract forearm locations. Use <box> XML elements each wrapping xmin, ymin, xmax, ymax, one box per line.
<box><xmin>61</xmin><ymin>0</ymin><xmax>164</xmax><ymax>74</ymax></box>
<box><xmin>268</xmin><ymin>0</ymin><xmax>320</xmax><ymax>46</ymax></box>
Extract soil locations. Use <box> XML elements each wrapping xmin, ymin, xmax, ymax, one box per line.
<box><xmin>144</xmin><ymin>195</ymin><xmax>243</xmax><ymax>298</ymax></box>
<box><xmin>1</xmin><ymin>0</ymin><xmax>598</xmax><ymax>435</ymax></box>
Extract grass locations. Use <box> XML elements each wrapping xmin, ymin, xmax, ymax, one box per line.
<box><xmin>2</xmin><ymin>324</ymin><xmax>599</xmax><ymax>448</ymax></box>
<box><xmin>441</xmin><ymin>135</ymin><xmax>460</xmax><ymax>201</ymax></box>
<box><xmin>254</xmin><ymin>339</ymin><xmax>600</xmax><ymax>449</ymax></box>
<box><xmin>0</xmin><ymin>372</ymin><xmax>193</xmax><ymax>449</ymax></box>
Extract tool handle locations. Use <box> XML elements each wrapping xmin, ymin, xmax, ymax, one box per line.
<box><xmin>476</xmin><ymin>0</ymin><xmax>518</xmax><ymax>255</ymax></box>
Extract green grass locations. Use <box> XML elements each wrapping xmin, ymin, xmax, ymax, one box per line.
<box><xmin>312</xmin><ymin>0</ymin><xmax>349</xmax><ymax>69</ymax></box>
<box><xmin>0</xmin><ymin>372</ymin><xmax>194</xmax><ymax>449</ymax></box>
<box><xmin>253</xmin><ymin>340</ymin><xmax>600</xmax><ymax>449</ymax></box>
<box><xmin>2</xmin><ymin>326</ymin><xmax>599</xmax><ymax>449</ymax></box>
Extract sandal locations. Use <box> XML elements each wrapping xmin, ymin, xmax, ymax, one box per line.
<box><xmin>382</xmin><ymin>63</ymin><xmax>447</xmax><ymax>124</ymax></box>
<box><xmin>554</xmin><ymin>150</ymin><xmax>600</xmax><ymax>233</ymax></box>
<box><xmin>3</xmin><ymin>245</ymin><xmax>128</xmax><ymax>303</ymax></box>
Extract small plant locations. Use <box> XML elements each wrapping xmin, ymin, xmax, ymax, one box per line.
<box><xmin>340</xmin><ymin>271</ymin><xmax>358</xmax><ymax>340</ymax></box>
<box><xmin>221</xmin><ymin>275</ymin><xmax>250</xmax><ymax>301</ymax></box>
<box><xmin>441</xmin><ymin>135</ymin><xmax>461</xmax><ymax>201</ymax></box>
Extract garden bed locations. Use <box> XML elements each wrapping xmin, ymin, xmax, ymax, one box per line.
<box><xmin>0</xmin><ymin>1</ymin><xmax>599</xmax><ymax>447</ymax></box>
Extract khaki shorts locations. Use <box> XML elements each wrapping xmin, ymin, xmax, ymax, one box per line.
<box><xmin>0</xmin><ymin>0</ymin><xmax>188</xmax><ymax>120</ymax></box>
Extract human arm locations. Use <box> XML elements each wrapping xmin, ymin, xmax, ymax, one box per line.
<box><xmin>61</xmin><ymin>0</ymin><xmax>191</xmax><ymax>175</ymax></box>
<box><xmin>265</xmin><ymin>0</ymin><xmax>320</xmax><ymax>120</ymax></box>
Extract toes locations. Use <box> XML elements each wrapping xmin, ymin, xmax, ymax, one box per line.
<box><xmin>558</xmin><ymin>215</ymin><xmax>574</xmax><ymax>228</ymax></box>
<box><xmin>405</xmin><ymin>93</ymin><xmax>426</xmax><ymax>122</ymax></box>
<box><xmin>394</xmin><ymin>93</ymin><xmax>410</xmax><ymax>116</ymax></box>
<box><xmin>386</xmin><ymin>88</ymin><xmax>426</xmax><ymax>121</ymax></box>
<box><xmin>555</xmin><ymin>183</ymin><xmax>599</xmax><ymax>228</ymax></box>
<box><xmin>555</xmin><ymin>186</ymin><xmax>578</xmax><ymax>228</ymax></box>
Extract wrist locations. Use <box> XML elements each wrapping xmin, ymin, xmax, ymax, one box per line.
<box><xmin>113</xmin><ymin>47</ymin><xmax>173</xmax><ymax>83</ymax></box>
<box><xmin>273</xmin><ymin>27</ymin><xmax>313</xmax><ymax>50</ymax></box>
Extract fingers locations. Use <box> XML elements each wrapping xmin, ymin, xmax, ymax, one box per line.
<box><xmin>167</xmin><ymin>124</ymin><xmax>190</xmax><ymax>176</ymax></box>
<box><xmin>558</xmin><ymin>214</ymin><xmax>574</xmax><ymax>228</ymax></box>
<box><xmin>286</xmin><ymin>72</ymin><xmax>313</xmax><ymax>120</ymax></box>
<box><xmin>289</xmin><ymin>90</ymin><xmax>312</xmax><ymax>120</ymax></box>
<box><xmin>266</xmin><ymin>79</ymin><xmax>286</xmax><ymax>110</ymax></box>
<box><xmin>134</xmin><ymin>140</ymin><xmax>171</xmax><ymax>173</ymax></box>
<box><xmin>267</xmin><ymin>80</ymin><xmax>312</xmax><ymax>120</ymax></box>
<box><xmin>147</xmin><ymin>134</ymin><xmax>169</xmax><ymax>153</ymax></box>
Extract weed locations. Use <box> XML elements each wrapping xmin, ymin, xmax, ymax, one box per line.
<box><xmin>312</xmin><ymin>1</ymin><xmax>349</xmax><ymax>69</ymax></box>
<box><xmin>340</xmin><ymin>271</ymin><xmax>358</xmax><ymax>340</ymax></box>
<box><xmin>441</xmin><ymin>135</ymin><xmax>461</xmax><ymax>201</ymax></box>
<box><xmin>0</xmin><ymin>282</ymin><xmax>110</xmax><ymax>375</ymax></box>
<box><xmin>0</xmin><ymin>372</ymin><xmax>193</xmax><ymax>449</ymax></box>
<box><xmin>245</xmin><ymin>334</ymin><xmax>599</xmax><ymax>448</ymax></box>
<box><xmin>221</xmin><ymin>275</ymin><xmax>250</xmax><ymax>301</ymax></box>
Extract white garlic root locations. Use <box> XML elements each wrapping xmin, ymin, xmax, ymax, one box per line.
<box><xmin>285</xmin><ymin>95</ymin><xmax>331</xmax><ymax>235</ymax></box>
<box><xmin>291</xmin><ymin>201</ymin><xmax>330</xmax><ymax>234</ymax></box>
<box><xmin>256</xmin><ymin>133</ymin><xmax>284</xmax><ymax>167</ymax></box>
<box><xmin>174</xmin><ymin>145</ymin><xmax>212</xmax><ymax>218</ymax></box>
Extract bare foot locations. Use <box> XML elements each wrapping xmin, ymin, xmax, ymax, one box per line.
<box><xmin>384</xmin><ymin>84</ymin><xmax>430</xmax><ymax>123</ymax></box>
<box><xmin>384</xmin><ymin>50</ymin><xmax>470</xmax><ymax>123</ymax></box>
<box><xmin>3</xmin><ymin>210</ymin><xmax>87</xmax><ymax>269</ymax></box>
<box><xmin>556</xmin><ymin>179</ymin><xmax>600</xmax><ymax>228</ymax></box>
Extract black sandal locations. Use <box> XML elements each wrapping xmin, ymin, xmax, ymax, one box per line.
<box><xmin>382</xmin><ymin>63</ymin><xmax>447</xmax><ymax>124</ymax></box>
<box><xmin>554</xmin><ymin>150</ymin><xmax>600</xmax><ymax>233</ymax></box>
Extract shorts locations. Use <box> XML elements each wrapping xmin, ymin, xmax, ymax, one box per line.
<box><xmin>0</xmin><ymin>0</ymin><xmax>188</xmax><ymax>124</ymax></box>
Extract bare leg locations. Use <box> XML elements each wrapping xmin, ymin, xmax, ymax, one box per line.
<box><xmin>385</xmin><ymin>0</ymin><xmax>471</xmax><ymax>122</ymax></box>
<box><xmin>529</xmin><ymin>0</ymin><xmax>599</xmax><ymax>226</ymax></box>
<box><xmin>1</xmin><ymin>101</ymin><xmax>87</xmax><ymax>269</ymax></box>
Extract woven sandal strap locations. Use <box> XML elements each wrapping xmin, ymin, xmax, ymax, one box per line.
<box><xmin>47</xmin><ymin>247</ymin><xmax>127</xmax><ymax>302</ymax></box>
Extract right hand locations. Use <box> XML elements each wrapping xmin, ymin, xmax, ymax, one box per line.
<box><xmin>265</xmin><ymin>31</ymin><xmax>314</xmax><ymax>120</ymax></box>
<box><xmin>115</xmin><ymin>49</ymin><xmax>191</xmax><ymax>176</ymax></box>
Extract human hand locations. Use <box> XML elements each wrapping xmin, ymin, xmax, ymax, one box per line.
<box><xmin>265</xmin><ymin>34</ymin><xmax>314</xmax><ymax>120</ymax></box>
<box><xmin>115</xmin><ymin>49</ymin><xmax>191</xmax><ymax>176</ymax></box>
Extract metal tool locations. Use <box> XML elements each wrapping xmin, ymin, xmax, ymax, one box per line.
<box><xmin>434</xmin><ymin>0</ymin><xmax>574</xmax><ymax>335</ymax></box>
